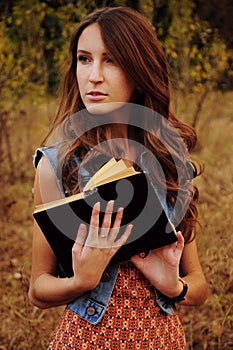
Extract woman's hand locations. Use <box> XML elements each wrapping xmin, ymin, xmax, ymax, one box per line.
<box><xmin>131</xmin><ymin>231</ymin><xmax>184</xmax><ymax>297</ymax></box>
<box><xmin>71</xmin><ymin>200</ymin><xmax>133</xmax><ymax>291</ymax></box>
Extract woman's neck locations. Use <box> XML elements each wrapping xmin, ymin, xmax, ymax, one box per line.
<box><xmin>110</xmin><ymin>123</ymin><xmax>129</xmax><ymax>139</ymax></box>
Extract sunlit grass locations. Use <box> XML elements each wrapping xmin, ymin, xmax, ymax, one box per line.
<box><xmin>177</xmin><ymin>91</ymin><xmax>233</xmax><ymax>349</ymax></box>
<box><xmin>0</xmin><ymin>91</ymin><xmax>232</xmax><ymax>349</ymax></box>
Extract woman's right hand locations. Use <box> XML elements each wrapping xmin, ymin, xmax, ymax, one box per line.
<box><xmin>29</xmin><ymin>158</ymin><xmax>133</xmax><ymax>309</ymax></box>
<box><xmin>71</xmin><ymin>200</ymin><xmax>133</xmax><ymax>291</ymax></box>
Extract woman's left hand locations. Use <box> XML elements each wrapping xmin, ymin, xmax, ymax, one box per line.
<box><xmin>131</xmin><ymin>231</ymin><xmax>184</xmax><ymax>297</ymax></box>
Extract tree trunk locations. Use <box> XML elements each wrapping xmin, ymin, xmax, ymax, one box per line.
<box><xmin>192</xmin><ymin>90</ymin><xmax>208</xmax><ymax>129</ymax></box>
<box><xmin>0</xmin><ymin>110</ymin><xmax>15</xmax><ymax>183</ymax></box>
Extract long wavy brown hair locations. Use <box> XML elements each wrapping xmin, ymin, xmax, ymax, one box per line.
<box><xmin>43</xmin><ymin>6</ymin><xmax>202</xmax><ymax>243</ymax></box>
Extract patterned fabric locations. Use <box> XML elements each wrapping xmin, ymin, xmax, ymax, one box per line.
<box><xmin>48</xmin><ymin>262</ymin><xmax>186</xmax><ymax>349</ymax></box>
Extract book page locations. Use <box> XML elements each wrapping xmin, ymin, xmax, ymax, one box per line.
<box><xmin>83</xmin><ymin>157</ymin><xmax>118</xmax><ymax>191</ymax></box>
<box><xmin>34</xmin><ymin>191</ymin><xmax>84</xmax><ymax>213</ymax></box>
<box><xmin>92</xmin><ymin>167</ymin><xmax>140</xmax><ymax>188</ymax></box>
<box><xmin>84</xmin><ymin>158</ymin><xmax>139</xmax><ymax>191</ymax></box>
<box><xmin>34</xmin><ymin>158</ymin><xmax>140</xmax><ymax>213</ymax></box>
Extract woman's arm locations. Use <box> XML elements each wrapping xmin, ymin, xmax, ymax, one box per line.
<box><xmin>28</xmin><ymin>156</ymin><xmax>132</xmax><ymax>309</ymax></box>
<box><xmin>29</xmin><ymin>156</ymin><xmax>85</xmax><ymax>309</ymax></box>
<box><xmin>131</xmin><ymin>232</ymin><xmax>208</xmax><ymax>306</ymax></box>
<box><xmin>178</xmin><ymin>238</ymin><xmax>208</xmax><ymax>306</ymax></box>
<box><xmin>29</xmin><ymin>221</ymin><xmax>86</xmax><ymax>309</ymax></box>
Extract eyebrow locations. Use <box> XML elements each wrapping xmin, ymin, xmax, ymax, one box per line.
<box><xmin>77</xmin><ymin>49</ymin><xmax>109</xmax><ymax>57</ymax></box>
<box><xmin>77</xmin><ymin>49</ymin><xmax>90</xmax><ymax>54</ymax></box>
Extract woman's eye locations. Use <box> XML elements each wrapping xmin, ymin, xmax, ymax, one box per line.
<box><xmin>106</xmin><ymin>57</ymin><xmax>115</xmax><ymax>64</ymax></box>
<box><xmin>78</xmin><ymin>55</ymin><xmax>90</xmax><ymax>63</ymax></box>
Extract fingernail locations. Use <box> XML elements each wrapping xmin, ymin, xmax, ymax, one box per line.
<box><xmin>106</xmin><ymin>200</ymin><xmax>114</xmax><ymax>211</ymax></box>
<box><xmin>93</xmin><ymin>202</ymin><xmax>100</xmax><ymax>210</ymax></box>
<box><xmin>79</xmin><ymin>223</ymin><xmax>86</xmax><ymax>230</ymax></box>
<box><xmin>117</xmin><ymin>207</ymin><xmax>124</xmax><ymax>212</ymax></box>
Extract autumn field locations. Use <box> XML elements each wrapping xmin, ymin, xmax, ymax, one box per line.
<box><xmin>0</xmin><ymin>91</ymin><xmax>232</xmax><ymax>349</ymax></box>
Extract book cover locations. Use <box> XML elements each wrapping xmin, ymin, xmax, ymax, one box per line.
<box><xmin>33</xmin><ymin>158</ymin><xmax>178</xmax><ymax>277</ymax></box>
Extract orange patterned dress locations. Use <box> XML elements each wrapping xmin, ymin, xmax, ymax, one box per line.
<box><xmin>48</xmin><ymin>262</ymin><xmax>186</xmax><ymax>349</ymax></box>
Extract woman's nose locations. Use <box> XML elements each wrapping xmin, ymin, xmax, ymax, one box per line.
<box><xmin>89</xmin><ymin>62</ymin><xmax>104</xmax><ymax>84</ymax></box>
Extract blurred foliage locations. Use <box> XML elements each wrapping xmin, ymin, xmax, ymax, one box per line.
<box><xmin>0</xmin><ymin>0</ymin><xmax>232</xmax><ymax>105</ymax></box>
<box><xmin>161</xmin><ymin>0</ymin><xmax>231</xmax><ymax>94</ymax></box>
<box><xmin>195</xmin><ymin>0</ymin><xmax>233</xmax><ymax>49</ymax></box>
<box><xmin>0</xmin><ymin>1</ymin><xmax>46</xmax><ymax>103</ymax></box>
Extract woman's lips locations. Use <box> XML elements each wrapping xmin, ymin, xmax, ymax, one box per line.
<box><xmin>86</xmin><ymin>91</ymin><xmax>107</xmax><ymax>101</ymax></box>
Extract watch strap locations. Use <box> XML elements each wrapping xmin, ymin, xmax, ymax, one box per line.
<box><xmin>157</xmin><ymin>277</ymin><xmax>188</xmax><ymax>305</ymax></box>
<box><xmin>169</xmin><ymin>277</ymin><xmax>188</xmax><ymax>303</ymax></box>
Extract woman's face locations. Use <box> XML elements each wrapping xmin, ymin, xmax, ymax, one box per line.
<box><xmin>76</xmin><ymin>23</ymin><xmax>136</xmax><ymax>115</ymax></box>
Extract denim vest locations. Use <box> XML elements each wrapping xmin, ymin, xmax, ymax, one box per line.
<box><xmin>33</xmin><ymin>146</ymin><xmax>174</xmax><ymax>324</ymax></box>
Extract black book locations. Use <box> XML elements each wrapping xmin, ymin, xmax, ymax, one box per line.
<box><xmin>33</xmin><ymin>158</ymin><xmax>178</xmax><ymax>277</ymax></box>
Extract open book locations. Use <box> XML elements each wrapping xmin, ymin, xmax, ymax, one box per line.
<box><xmin>33</xmin><ymin>158</ymin><xmax>178</xmax><ymax>277</ymax></box>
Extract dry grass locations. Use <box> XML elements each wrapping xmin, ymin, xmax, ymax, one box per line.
<box><xmin>0</xmin><ymin>92</ymin><xmax>232</xmax><ymax>349</ymax></box>
<box><xmin>176</xmin><ymin>91</ymin><xmax>233</xmax><ymax>349</ymax></box>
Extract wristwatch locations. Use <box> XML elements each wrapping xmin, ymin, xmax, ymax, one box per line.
<box><xmin>168</xmin><ymin>277</ymin><xmax>188</xmax><ymax>303</ymax></box>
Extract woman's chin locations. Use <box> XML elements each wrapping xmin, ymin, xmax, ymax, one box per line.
<box><xmin>86</xmin><ymin>102</ymin><xmax>127</xmax><ymax>116</ymax></box>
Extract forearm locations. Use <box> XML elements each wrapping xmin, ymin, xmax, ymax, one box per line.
<box><xmin>178</xmin><ymin>271</ymin><xmax>208</xmax><ymax>306</ymax></box>
<box><xmin>153</xmin><ymin>270</ymin><xmax>208</xmax><ymax>306</ymax></box>
<box><xmin>131</xmin><ymin>236</ymin><xmax>208</xmax><ymax>307</ymax></box>
<box><xmin>28</xmin><ymin>273</ymin><xmax>90</xmax><ymax>309</ymax></box>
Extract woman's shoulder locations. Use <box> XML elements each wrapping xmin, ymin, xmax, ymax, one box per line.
<box><xmin>33</xmin><ymin>145</ymin><xmax>59</xmax><ymax>169</ymax></box>
<box><xmin>33</xmin><ymin>145</ymin><xmax>66</xmax><ymax>198</ymax></box>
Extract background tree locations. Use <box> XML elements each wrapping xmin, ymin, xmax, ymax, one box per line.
<box><xmin>153</xmin><ymin>0</ymin><xmax>231</xmax><ymax>126</ymax></box>
<box><xmin>0</xmin><ymin>0</ymin><xmax>46</xmax><ymax>104</ymax></box>
<box><xmin>1</xmin><ymin>0</ymin><xmax>232</xmax><ymax>103</ymax></box>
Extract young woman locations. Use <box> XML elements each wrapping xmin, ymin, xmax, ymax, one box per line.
<box><xmin>29</xmin><ymin>6</ymin><xmax>208</xmax><ymax>349</ymax></box>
